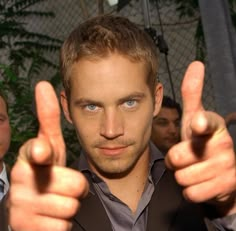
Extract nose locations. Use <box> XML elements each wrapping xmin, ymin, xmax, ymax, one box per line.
<box><xmin>100</xmin><ymin>108</ymin><xmax>124</xmax><ymax>139</ymax></box>
<box><xmin>168</xmin><ymin>122</ymin><xmax>178</xmax><ymax>134</ymax></box>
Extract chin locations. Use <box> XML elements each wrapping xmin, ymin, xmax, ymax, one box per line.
<box><xmin>96</xmin><ymin>161</ymin><xmax>135</xmax><ymax>179</ymax></box>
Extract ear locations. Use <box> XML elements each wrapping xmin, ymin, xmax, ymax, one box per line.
<box><xmin>153</xmin><ymin>83</ymin><xmax>163</xmax><ymax>117</ymax></box>
<box><xmin>60</xmin><ymin>90</ymin><xmax>73</xmax><ymax>124</ymax></box>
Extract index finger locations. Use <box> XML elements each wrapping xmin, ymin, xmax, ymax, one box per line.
<box><xmin>181</xmin><ymin>61</ymin><xmax>205</xmax><ymax>115</ymax></box>
<box><xmin>181</xmin><ymin>61</ymin><xmax>205</xmax><ymax>140</ymax></box>
<box><xmin>35</xmin><ymin>81</ymin><xmax>66</xmax><ymax>165</ymax></box>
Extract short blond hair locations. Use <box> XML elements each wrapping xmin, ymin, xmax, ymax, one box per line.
<box><xmin>60</xmin><ymin>14</ymin><xmax>159</xmax><ymax>98</ymax></box>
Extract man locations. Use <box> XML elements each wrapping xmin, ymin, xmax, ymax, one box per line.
<box><xmin>225</xmin><ymin>111</ymin><xmax>236</xmax><ymax>151</ymax></box>
<box><xmin>9</xmin><ymin>15</ymin><xmax>236</xmax><ymax>231</ymax></box>
<box><xmin>0</xmin><ymin>90</ymin><xmax>11</xmax><ymax>231</ymax></box>
<box><xmin>225</xmin><ymin>112</ymin><xmax>236</xmax><ymax>127</ymax></box>
<box><xmin>151</xmin><ymin>96</ymin><xmax>181</xmax><ymax>155</ymax></box>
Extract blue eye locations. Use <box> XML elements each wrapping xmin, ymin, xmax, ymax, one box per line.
<box><xmin>124</xmin><ymin>100</ymin><xmax>137</xmax><ymax>108</ymax></box>
<box><xmin>86</xmin><ymin>104</ymin><xmax>98</xmax><ymax>111</ymax></box>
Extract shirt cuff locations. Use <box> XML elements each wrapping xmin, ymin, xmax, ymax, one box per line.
<box><xmin>213</xmin><ymin>213</ymin><xmax>236</xmax><ymax>230</ymax></box>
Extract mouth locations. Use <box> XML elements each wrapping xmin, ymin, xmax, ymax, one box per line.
<box><xmin>165</xmin><ymin>136</ymin><xmax>178</xmax><ymax>141</ymax></box>
<box><xmin>98</xmin><ymin>146</ymin><xmax>128</xmax><ymax>156</ymax></box>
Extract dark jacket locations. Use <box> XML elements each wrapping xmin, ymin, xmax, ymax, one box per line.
<box><xmin>70</xmin><ymin>158</ymin><xmax>218</xmax><ymax>231</ymax></box>
<box><xmin>0</xmin><ymin>195</ymin><xmax>9</xmax><ymax>231</ymax></box>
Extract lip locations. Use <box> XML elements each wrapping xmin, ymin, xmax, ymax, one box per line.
<box><xmin>98</xmin><ymin>146</ymin><xmax>127</xmax><ymax>156</ymax></box>
<box><xmin>165</xmin><ymin>137</ymin><xmax>178</xmax><ymax>143</ymax></box>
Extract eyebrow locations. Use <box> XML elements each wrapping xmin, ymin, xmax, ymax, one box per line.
<box><xmin>74</xmin><ymin>92</ymin><xmax>146</xmax><ymax>106</ymax></box>
<box><xmin>74</xmin><ymin>98</ymin><xmax>101</xmax><ymax>107</ymax></box>
<box><xmin>155</xmin><ymin>115</ymin><xmax>181</xmax><ymax>120</ymax></box>
<box><xmin>117</xmin><ymin>92</ymin><xmax>146</xmax><ymax>104</ymax></box>
<box><xmin>156</xmin><ymin>117</ymin><xmax>168</xmax><ymax>120</ymax></box>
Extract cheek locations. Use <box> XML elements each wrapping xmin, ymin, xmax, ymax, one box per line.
<box><xmin>152</xmin><ymin>126</ymin><xmax>166</xmax><ymax>138</ymax></box>
<box><xmin>73</xmin><ymin>118</ymin><xmax>99</xmax><ymax>143</ymax></box>
<box><xmin>128</xmin><ymin>110</ymin><xmax>153</xmax><ymax>137</ymax></box>
<box><xmin>0</xmin><ymin>126</ymin><xmax>11</xmax><ymax>155</ymax></box>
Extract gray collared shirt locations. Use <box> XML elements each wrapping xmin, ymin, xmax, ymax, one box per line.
<box><xmin>79</xmin><ymin>143</ymin><xmax>162</xmax><ymax>231</ymax></box>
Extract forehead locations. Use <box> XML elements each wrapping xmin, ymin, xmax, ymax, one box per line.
<box><xmin>69</xmin><ymin>54</ymin><xmax>150</xmax><ymax>99</ymax></box>
<box><xmin>156</xmin><ymin>107</ymin><xmax>180</xmax><ymax>120</ymax></box>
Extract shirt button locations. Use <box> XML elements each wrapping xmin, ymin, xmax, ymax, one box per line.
<box><xmin>109</xmin><ymin>195</ymin><xmax>115</xmax><ymax>200</ymax></box>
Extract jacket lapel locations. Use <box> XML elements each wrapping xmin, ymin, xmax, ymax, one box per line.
<box><xmin>0</xmin><ymin>194</ymin><xmax>9</xmax><ymax>231</ymax></box>
<box><xmin>147</xmin><ymin>164</ymin><xmax>183</xmax><ymax>231</ymax></box>
<box><xmin>72</xmin><ymin>190</ymin><xmax>112</xmax><ymax>231</ymax></box>
<box><xmin>70</xmin><ymin>160</ymin><xmax>112</xmax><ymax>231</ymax></box>
<box><xmin>147</xmin><ymin>165</ymin><xmax>209</xmax><ymax>231</ymax></box>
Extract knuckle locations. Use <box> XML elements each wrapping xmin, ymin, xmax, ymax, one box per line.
<box><xmin>167</xmin><ymin>148</ymin><xmax>182</xmax><ymax>167</ymax></box>
<box><xmin>54</xmin><ymin>221</ymin><xmax>72</xmax><ymax>231</ymax></box>
<box><xmin>183</xmin><ymin>187</ymin><xmax>199</xmax><ymax>202</ymax></box>
<box><xmin>216</xmin><ymin>134</ymin><xmax>234</xmax><ymax>150</ymax></box>
<box><xmin>62</xmin><ymin>198</ymin><xmax>79</xmax><ymax>218</ymax></box>
<box><xmin>175</xmin><ymin>170</ymin><xmax>186</xmax><ymax>186</ymax></box>
<box><xmin>216</xmin><ymin>152</ymin><xmax>235</xmax><ymax>170</ymax></box>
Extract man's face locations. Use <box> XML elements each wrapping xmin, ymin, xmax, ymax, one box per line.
<box><xmin>61</xmin><ymin>53</ymin><xmax>163</xmax><ymax>177</ymax></box>
<box><xmin>0</xmin><ymin>96</ymin><xmax>11</xmax><ymax>161</ymax></box>
<box><xmin>151</xmin><ymin>107</ymin><xmax>180</xmax><ymax>154</ymax></box>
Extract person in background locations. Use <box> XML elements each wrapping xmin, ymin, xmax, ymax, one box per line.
<box><xmin>151</xmin><ymin>95</ymin><xmax>181</xmax><ymax>155</ymax></box>
<box><xmin>0</xmin><ymin>90</ymin><xmax>11</xmax><ymax>231</ymax></box>
<box><xmin>8</xmin><ymin>15</ymin><xmax>236</xmax><ymax>231</ymax></box>
<box><xmin>224</xmin><ymin>111</ymin><xmax>236</xmax><ymax>151</ymax></box>
<box><xmin>224</xmin><ymin>112</ymin><xmax>236</xmax><ymax>127</ymax></box>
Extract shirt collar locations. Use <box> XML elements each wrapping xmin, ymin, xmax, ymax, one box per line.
<box><xmin>0</xmin><ymin>163</ymin><xmax>10</xmax><ymax>194</ymax></box>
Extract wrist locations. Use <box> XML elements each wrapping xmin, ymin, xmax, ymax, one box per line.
<box><xmin>208</xmin><ymin>193</ymin><xmax>236</xmax><ymax>217</ymax></box>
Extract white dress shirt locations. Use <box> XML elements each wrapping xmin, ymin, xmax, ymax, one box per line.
<box><xmin>0</xmin><ymin>163</ymin><xmax>9</xmax><ymax>200</ymax></box>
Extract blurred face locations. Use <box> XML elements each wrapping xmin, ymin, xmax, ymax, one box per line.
<box><xmin>0</xmin><ymin>96</ymin><xmax>11</xmax><ymax>163</ymax></box>
<box><xmin>61</xmin><ymin>53</ymin><xmax>163</xmax><ymax>178</ymax></box>
<box><xmin>151</xmin><ymin>107</ymin><xmax>180</xmax><ymax>154</ymax></box>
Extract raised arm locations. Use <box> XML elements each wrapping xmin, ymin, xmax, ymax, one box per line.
<box><xmin>9</xmin><ymin>81</ymin><xmax>88</xmax><ymax>231</ymax></box>
<box><xmin>165</xmin><ymin>61</ymin><xmax>236</xmax><ymax>216</ymax></box>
